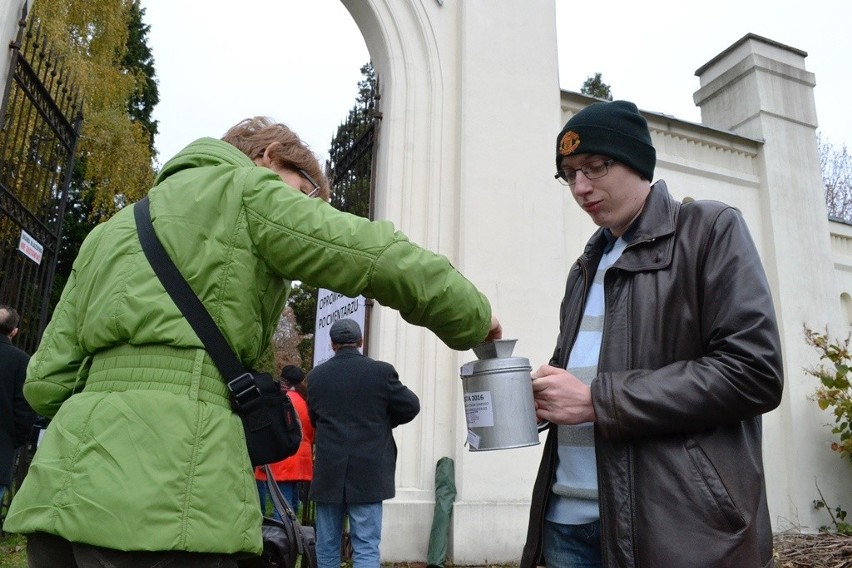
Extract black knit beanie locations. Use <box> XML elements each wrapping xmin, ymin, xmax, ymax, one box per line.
<box><xmin>556</xmin><ymin>100</ymin><xmax>656</xmax><ymax>182</ymax></box>
<box><xmin>280</xmin><ymin>364</ymin><xmax>305</xmax><ymax>385</ymax></box>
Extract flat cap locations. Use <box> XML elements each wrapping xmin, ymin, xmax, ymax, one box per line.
<box><xmin>329</xmin><ymin>318</ymin><xmax>362</xmax><ymax>344</ymax></box>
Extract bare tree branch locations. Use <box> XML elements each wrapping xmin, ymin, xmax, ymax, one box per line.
<box><xmin>820</xmin><ymin>132</ymin><xmax>852</xmax><ymax>221</ymax></box>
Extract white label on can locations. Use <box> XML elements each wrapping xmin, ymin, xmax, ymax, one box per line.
<box><xmin>463</xmin><ymin>390</ymin><xmax>494</xmax><ymax>428</ymax></box>
<box><xmin>467</xmin><ymin>429</ymin><xmax>481</xmax><ymax>449</ymax></box>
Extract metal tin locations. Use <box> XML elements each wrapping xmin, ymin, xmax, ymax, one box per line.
<box><xmin>460</xmin><ymin>345</ymin><xmax>540</xmax><ymax>451</ymax></box>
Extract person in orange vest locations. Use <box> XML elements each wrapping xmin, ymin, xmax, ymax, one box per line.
<box><xmin>255</xmin><ymin>365</ymin><xmax>314</xmax><ymax>518</ymax></box>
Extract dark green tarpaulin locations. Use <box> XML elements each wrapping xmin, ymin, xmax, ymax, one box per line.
<box><xmin>427</xmin><ymin>457</ymin><xmax>457</xmax><ymax>568</ymax></box>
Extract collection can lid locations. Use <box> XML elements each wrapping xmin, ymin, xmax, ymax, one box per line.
<box><xmin>460</xmin><ymin>356</ymin><xmax>532</xmax><ymax>377</ymax></box>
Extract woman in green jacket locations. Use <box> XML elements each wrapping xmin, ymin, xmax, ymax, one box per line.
<box><xmin>4</xmin><ymin>117</ymin><xmax>501</xmax><ymax>566</ymax></box>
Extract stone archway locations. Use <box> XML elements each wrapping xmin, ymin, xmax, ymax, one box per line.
<box><xmin>334</xmin><ymin>1</ymin><xmax>564</xmax><ymax>563</ymax></box>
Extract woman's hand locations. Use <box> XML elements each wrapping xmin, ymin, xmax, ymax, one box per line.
<box><xmin>483</xmin><ymin>316</ymin><xmax>502</xmax><ymax>342</ymax></box>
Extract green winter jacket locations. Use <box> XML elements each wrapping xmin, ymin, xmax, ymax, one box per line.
<box><xmin>4</xmin><ymin>138</ymin><xmax>492</xmax><ymax>554</ymax></box>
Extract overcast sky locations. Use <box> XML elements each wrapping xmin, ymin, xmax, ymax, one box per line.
<box><xmin>143</xmin><ymin>0</ymin><xmax>851</xmax><ymax>168</ymax></box>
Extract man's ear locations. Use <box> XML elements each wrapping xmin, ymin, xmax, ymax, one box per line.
<box><xmin>9</xmin><ymin>327</ymin><xmax>18</xmax><ymax>339</ymax></box>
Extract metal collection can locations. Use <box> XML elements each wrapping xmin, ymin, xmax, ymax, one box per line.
<box><xmin>460</xmin><ymin>339</ymin><xmax>541</xmax><ymax>451</ymax></box>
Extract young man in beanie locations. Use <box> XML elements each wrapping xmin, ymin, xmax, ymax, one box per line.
<box><xmin>521</xmin><ymin>100</ymin><xmax>783</xmax><ymax>568</ymax></box>
<box><xmin>307</xmin><ymin>318</ymin><xmax>420</xmax><ymax>568</ymax></box>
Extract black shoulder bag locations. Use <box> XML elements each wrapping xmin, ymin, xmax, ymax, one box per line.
<box><xmin>239</xmin><ymin>464</ymin><xmax>317</xmax><ymax>568</ymax></box>
<box><xmin>134</xmin><ymin>197</ymin><xmax>301</xmax><ymax>467</ymax></box>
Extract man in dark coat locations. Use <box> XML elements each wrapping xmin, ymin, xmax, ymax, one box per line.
<box><xmin>0</xmin><ymin>305</ymin><xmax>35</xmax><ymax>508</ymax></box>
<box><xmin>308</xmin><ymin>318</ymin><xmax>420</xmax><ymax>568</ymax></box>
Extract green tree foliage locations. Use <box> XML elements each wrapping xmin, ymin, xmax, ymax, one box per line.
<box><xmin>820</xmin><ymin>133</ymin><xmax>852</xmax><ymax>222</ymax></box>
<box><xmin>804</xmin><ymin>326</ymin><xmax>852</xmax><ymax>466</ymax></box>
<box><xmin>282</xmin><ymin>62</ymin><xmax>379</xmax><ymax>369</ymax></box>
<box><xmin>327</xmin><ymin>61</ymin><xmax>378</xmax><ymax>218</ymax></box>
<box><xmin>803</xmin><ymin>326</ymin><xmax>852</xmax><ymax>534</ymax></box>
<box><xmin>580</xmin><ymin>72</ymin><xmax>613</xmax><ymax>101</ymax></box>
<box><xmin>289</xmin><ymin>283</ymin><xmax>318</xmax><ymax>337</ymax></box>
<box><xmin>31</xmin><ymin>0</ymin><xmax>158</xmax><ymax>301</ymax></box>
<box><xmin>287</xmin><ymin>283</ymin><xmax>318</xmax><ymax>370</ymax></box>
<box><xmin>30</xmin><ymin>0</ymin><xmax>155</xmax><ymax>220</ymax></box>
<box><xmin>52</xmin><ymin>158</ymin><xmax>94</xmax><ymax>306</ymax></box>
<box><xmin>122</xmin><ymin>2</ymin><xmax>159</xmax><ymax>157</ymax></box>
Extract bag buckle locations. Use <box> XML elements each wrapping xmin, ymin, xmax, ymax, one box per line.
<box><xmin>227</xmin><ymin>372</ymin><xmax>261</xmax><ymax>411</ymax></box>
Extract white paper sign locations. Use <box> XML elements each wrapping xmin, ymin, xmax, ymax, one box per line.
<box><xmin>18</xmin><ymin>230</ymin><xmax>43</xmax><ymax>265</ymax></box>
<box><xmin>463</xmin><ymin>390</ymin><xmax>494</xmax><ymax>428</ymax></box>
<box><xmin>313</xmin><ymin>288</ymin><xmax>366</xmax><ymax>367</ymax></box>
<box><xmin>467</xmin><ymin>429</ymin><xmax>481</xmax><ymax>449</ymax></box>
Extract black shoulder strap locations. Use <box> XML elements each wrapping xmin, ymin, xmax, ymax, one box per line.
<box><xmin>133</xmin><ymin>197</ymin><xmax>245</xmax><ymax>382</ymax></box>
<box><xmin>264</xmin><ymin>464</ymin><xmax>304</xmax><ymax>555</ymax></box>
<box><xmin>264</xmin><ymin>464</ymin><xmax>299</xmax><ymax>522</ymax></box>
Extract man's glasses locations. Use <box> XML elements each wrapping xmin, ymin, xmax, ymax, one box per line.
<box><xmin>298</xmin><ymin>169</ymin><xmax>321</xmax><ymax>198</ymax></box>
<box><xmin>554</xmin><ymin>159</ymin><xmax>617</xmax><ymax>187</ymax></box>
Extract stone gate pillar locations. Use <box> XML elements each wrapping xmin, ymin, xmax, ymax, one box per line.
<box><xmin>342</xmin><ymin>0</ymin><xmax>565</xmax><ymax>562</ymax></box>
<box><xmin>694</xmin><ymin>34</ymin><xmax>851</xmax><ymax>532</ymax></box>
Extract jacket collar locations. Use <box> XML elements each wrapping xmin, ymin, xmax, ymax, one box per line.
<box><xmin>627</xmin><ymin>180</ymin><xmax>676</xmax><ymax>245</ymax></box>
<box><xmin>580</xmin><ymin>180</ymin><xmax>677</xmax><ymax>270</ymax></box>
<box><xmin>333</xmin><ymin>346</ymin><xmax>363</xmax><ymax>357</ymax></box>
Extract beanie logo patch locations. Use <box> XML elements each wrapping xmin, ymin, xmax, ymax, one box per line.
<box><xmin>559</xmin><ymin>131</ymin><xmax>581</xmax><ymax>156</ymax></box>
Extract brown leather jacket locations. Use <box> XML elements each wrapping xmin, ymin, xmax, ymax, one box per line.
<box><xmin>521</xmin><ymin>181</ymin><xmax>783</xmax><ymax>568</ymax></box>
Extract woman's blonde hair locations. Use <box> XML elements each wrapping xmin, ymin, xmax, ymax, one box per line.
<box><xmin>222</xmin><ymin>116</ymin><xmax>330</xmax><ymax>200</ymax></box>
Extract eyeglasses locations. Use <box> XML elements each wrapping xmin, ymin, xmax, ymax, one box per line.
<box><xmin>554</xmin><ymin>159</ymin><xmax>617</xmax><ymax>187</ymax></box>
<box><xmin>298</xmin><ymin>169</ymin><xmax>321</xmax><ymax>198</ymax></box>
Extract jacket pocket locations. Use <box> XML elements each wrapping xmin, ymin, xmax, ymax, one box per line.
<box><xmin>684</xmin><ymin>439</ymin><xmax>747</xmax><ymax>533</ymax></box>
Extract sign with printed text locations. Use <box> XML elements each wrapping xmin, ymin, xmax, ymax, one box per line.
<box><xmin>313</xmin><ymin>288</ymin><xmax>366</xmax><ymax>367</ymax></box>
<box><xmin>463</xmin><ymin>390</ymin><xmax>495</xmax><ymax>428</ymax></box>
<box><xmin>18</xmin><ymin>230</ymin><xmax>43</xmax><ymax>265</ymax></box>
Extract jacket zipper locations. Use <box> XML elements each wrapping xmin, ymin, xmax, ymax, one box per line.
<box><xmin>599</xmin><ymin>239</ymin><xmax>647</xmax><ymax>567</ymax></box>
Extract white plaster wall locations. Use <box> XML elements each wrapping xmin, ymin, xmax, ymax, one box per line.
<box><xmin>0</xmin><ymin>0</ymin><xmax>28</xmax><ymax>113</ymax></box>
<box><xmin>450</xmin><ymin>1</ymin><xmax>564</xmax><ymax>561</ymax></box>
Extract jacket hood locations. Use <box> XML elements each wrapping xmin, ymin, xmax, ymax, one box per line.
<box><xmin>155</xmin><ymin>138</ymin><xmax>254</xmax><ymax>186</ymax></box>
